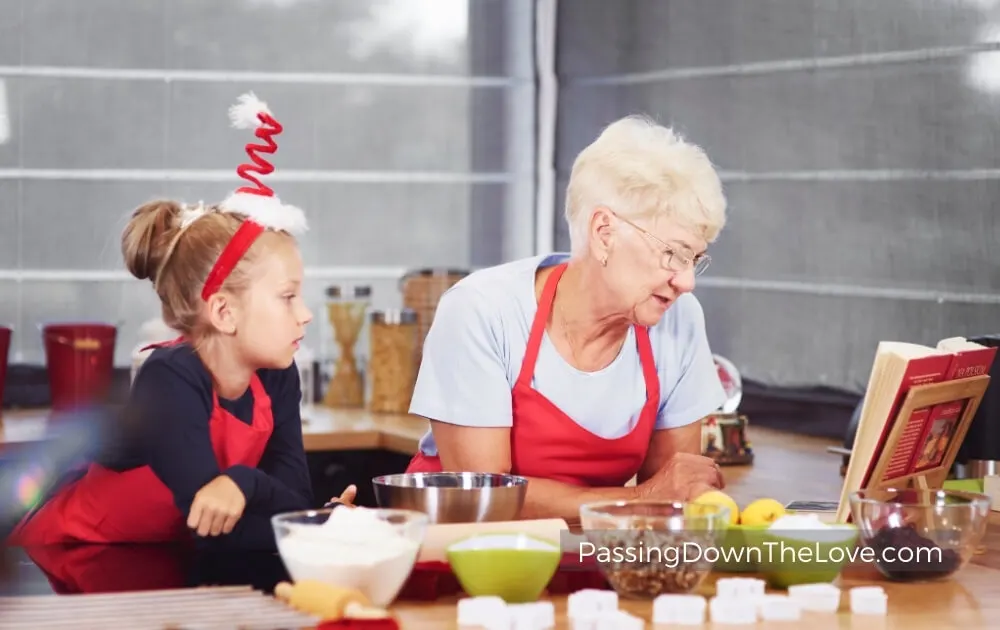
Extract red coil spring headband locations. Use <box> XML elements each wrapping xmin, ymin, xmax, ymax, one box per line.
<box><xmin>235</xmin><ymin>111</ymin><xmax>281</xmax><ymax>198</ymax></box>
<box><xmin>199</xmin><ymin>93</ymin><xmax>307</xmax><ymax>301</ymax></box>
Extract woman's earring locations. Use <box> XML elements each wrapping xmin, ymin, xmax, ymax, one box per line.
<box><xmin>601</xmin><ymin>256</ymin><xmax>608</xmax><ymax>267</ymax></box>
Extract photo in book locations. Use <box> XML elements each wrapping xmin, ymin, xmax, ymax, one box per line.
<box><xmin>701</xmin><ymin>413</ymin><xmax>754</xmax><ymax>466</ymax></box>
<box><xmin>834</xmin><ymin>336</ymin><xmax>997</xmax><ymax>523</ymax></box>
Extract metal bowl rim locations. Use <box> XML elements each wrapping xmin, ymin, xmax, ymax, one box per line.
<box><xmin>372</xmin><ymin>472</ymin><xmax>529</xmax><ymax>487</ymax></box>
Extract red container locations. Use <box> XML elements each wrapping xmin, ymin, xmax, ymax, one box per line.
<box><xmin>395</xmin><ymin>556</ymin><xmax>609</xmax><ymax>601</ymax></box>
<box><xmin>42</xmin><ymin>323</ymin><xmax>117</xmax><ymax>411</ymax></box>
<box><xmin>0</xmin><ymin>326</ymin><xmax>10</xmax><ymax>408</ymax></box>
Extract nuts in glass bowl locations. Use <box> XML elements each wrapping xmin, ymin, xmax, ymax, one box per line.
<box><xmin>579</xmin><ymin>501</ymin><xmax>730</xmax><ymax>599</ymax></box>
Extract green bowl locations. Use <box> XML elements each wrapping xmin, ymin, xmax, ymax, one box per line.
<box><xmin>943</xmin><ymin>479</ymin><xmax>984</xmax><ymax>493</ymax></box>
<box><xmin>713</xmin><ymin>523</ymin><xmax>770</xmax><ymax>572</ymax></box>
<box><xmin>446</xmin><ymin>532</ymin><xmax>562</xmax><ymax>603</ymax></box>
<box><xmin>745</xmin><ymin>523</ymin><xmax>859</xmax><ymax>589</ymax></box>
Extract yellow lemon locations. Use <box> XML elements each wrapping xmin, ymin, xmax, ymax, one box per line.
<box><xmin>688</xmin><ymin>490</ymin><xmax>740</xmax><ymax>525</ymax></box>
<box><xmin>739</xmin><ymin>498</ymin><xmax>787</xmax><ymax>526</ymax></box>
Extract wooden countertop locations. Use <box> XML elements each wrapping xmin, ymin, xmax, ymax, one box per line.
<box><xmin>384</xmin><ymin>423</ymin><xmax>1000</xmax><ymax>628</ymax></box>
<box><xmin>367</xmin><ymin>424</ymin><xmax>1000</xmax><ymax>628</ymax></box>
<box><xmin>0</xmin><ymin>405</ymin><xmax>430</xmax><ymax>455</ymax></box>
<box><xmin>6</xmin><ymin>404</ymin><xmax>997</xmax><ymax>627</ymax></box>
<box><xmin>389</xmin><ymin>563</ymin><xmax>1000</xmax><ymax>628</ymax></box>
<box><xmin>298</xmin><ymin>406</ymin><xmax>428</xmax><ymax>454</ymax></box>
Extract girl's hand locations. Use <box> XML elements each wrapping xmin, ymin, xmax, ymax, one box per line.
<box><xmin>187</xmin><ymin>475</ymin><xmax>247</xmax><ymax>537</ymax></box>
<box><xmin>328</xmin><ymin>484</ymin><xmax>357</xmax><ymax>508</ymax></box>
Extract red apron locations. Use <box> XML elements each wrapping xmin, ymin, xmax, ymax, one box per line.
<box><xmin>405</xmin><ymin>262</ymin><xmax>659</xmax><ymax>487</ymax></box>
<box><xmin>21</xmin><ymin>544</ymin><xmax>187</xmax><ymax>594</ymax></box>
<box><xmin>7</xmin><ymin>338</ymin><xmax>274</xmax><ymax>546</ymax></box>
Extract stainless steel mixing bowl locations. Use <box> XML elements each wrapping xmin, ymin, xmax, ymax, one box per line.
<box><xmin>371</xmin><ymin>472</ymin><xmax>528</xmax><ymax>524</ymax></box>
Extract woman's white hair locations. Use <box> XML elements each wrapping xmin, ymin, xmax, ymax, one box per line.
<box><xmin>564</xmin><ymin>115</ymin><xmax>727</xmax><ymax>255</ymax></box>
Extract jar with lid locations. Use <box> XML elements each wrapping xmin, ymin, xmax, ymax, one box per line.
<box><xmin>368</xmin><ymin>308</ymin><xmax>419</xmax><ymax>414</ymax></box>
<box><xmin>322</xmin><ymin>284</ymin><xmax>368</xmax><ymax>408</ymax></box>
<box><xmin>317</xmin><ymin>285</ymin><xmax>340</xmax><ymax>402</ymax></box>
<box><xmin>400</xmin><ymin>268</ymin><xmax>469</xmax><ymax>367</ymax></box>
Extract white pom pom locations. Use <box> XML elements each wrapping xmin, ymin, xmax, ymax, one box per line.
<box><xmin>220</xmin><ymin>192</ymin><xmax>308</xmax><ymax>235</ymax></box>
<box><xmin>228</xmin><ymin>92</ymin><xmax>271</xmax><ymax>129</ymax></box>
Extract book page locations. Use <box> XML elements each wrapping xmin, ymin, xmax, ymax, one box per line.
<box><xmin>936</xmin><ymin>337</ymin><xmax>976</xmax><ymax>352</ymax></box>
<box><xmin>879</xmin><ymin>406</ymin><xmax>932</xmax><ymax>481</ymax></box>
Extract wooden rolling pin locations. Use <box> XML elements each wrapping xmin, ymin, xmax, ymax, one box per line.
<box><xmin>274</xmin><ymin>581</ymin><xmax>390</xmax><ymax>621</ymax></box>
<box><xmin>417</xmin><ymin>518</ymin><xmax>570</xmax><ymax>563</ymax></box>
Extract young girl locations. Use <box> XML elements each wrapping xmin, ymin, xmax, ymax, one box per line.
<box><xmin>8</xmin><ymin>93</ymin><xmax>352</xmax><ymax>551</ymax></box>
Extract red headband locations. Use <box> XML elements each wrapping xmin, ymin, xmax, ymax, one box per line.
<box><xmin>199</xmin><ymin>93</ymin><xmax>308</xmax><ymax>301</ymax></box>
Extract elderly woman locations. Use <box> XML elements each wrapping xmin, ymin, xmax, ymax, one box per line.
<box><xmin>405</xmin><ymin>115</ymin><xmax>729</xmax><ymax>522</ymax></box>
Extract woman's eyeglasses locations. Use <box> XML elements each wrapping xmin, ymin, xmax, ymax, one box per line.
<box><xmin>614</xmin><ymin>213</ymin><xmax>711</xmax><ymax>276</ymax></box>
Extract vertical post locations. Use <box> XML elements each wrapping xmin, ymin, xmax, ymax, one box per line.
<box><xmin>502</xmin><ymin>0</ymin><xmax>538</xmax><ymax>262</ymax></box>
<box><xmin>533</xmin><ymin>0</ymin><xmax>558</xmax><ymax>256</ymax></box>
<box><xmin>468</xmin><ymin>0</ymin><xmax>536</xmax><ymax>266</ymax></box>
<box><xmin>467</xmin><ymin>0</ymin><xmax>502</xmax><ymax>267</ymax></box>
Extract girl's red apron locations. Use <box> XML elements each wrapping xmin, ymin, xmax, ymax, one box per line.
<box><xmin>405</xmin><ymin>262</ymin><xmax>659</xmax><ymax>486</ymax></box>
<box><xmin>21</xmin><ymin>544</ymin><xmax>187</xmax><ymax>594</ymax></box>
<box><xmin>7</xmin><ymin>338</ymin><xmax>274</xmax><ymax>546</ymax></box>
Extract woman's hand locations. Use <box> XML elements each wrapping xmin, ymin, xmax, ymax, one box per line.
<box><xmin>187</xmin><ymin>475</ymin><xmax>247</xmax><ymax>537</ymax></box>
<box><xmin>636</xmin><ymin>452</ymin><xmax>724</xmax><ymax>502</ymax></box>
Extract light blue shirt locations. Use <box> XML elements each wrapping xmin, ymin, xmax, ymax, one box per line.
<box><xmin>409</xmin><ymin>253</ymin><xmax>727</xmax><ymax>456</ymax></box>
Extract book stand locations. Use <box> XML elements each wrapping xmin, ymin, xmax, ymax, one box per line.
<box><xmin>867</xmin><ymin>374</ymin><xmax>990</xmax><ymax>491</ymax></box>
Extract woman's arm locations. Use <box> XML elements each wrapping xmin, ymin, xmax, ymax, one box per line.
<box><xmin>637</xmin><ymin>422</ymin><xmax>702</xmax><ymax>484</ymax></box>
<box><xmin>639</xmin><ymin>294</ymin><xmax>728</xmax><ymax>484</ymax></box>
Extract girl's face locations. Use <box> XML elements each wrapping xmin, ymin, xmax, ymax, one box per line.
<box><xmin>233</xmin><ymin>237</ymin><xmax>313</xmax><ymax>370</ymax></box>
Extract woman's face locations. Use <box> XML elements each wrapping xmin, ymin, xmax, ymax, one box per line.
<box><xmin>603</xmin><ymin>211</ymin><xmax>709</xmax><ymax>327</ymax></box>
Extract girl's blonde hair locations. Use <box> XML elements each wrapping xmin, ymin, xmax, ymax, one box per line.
<box><xmin>121</xmin><ymin>199</ymin><xmax>288</xmax><ymax>341</ymax></box>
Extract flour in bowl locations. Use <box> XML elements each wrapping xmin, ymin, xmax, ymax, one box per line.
<box><xmin>767</xmin><ymin>514</ymin><xmax>857</xmax><ymax>543</ymax></box>
<box><xmin>276</xmin><ymin>507</ymin><xmax>422</xmax><ymax>607</ymax></box>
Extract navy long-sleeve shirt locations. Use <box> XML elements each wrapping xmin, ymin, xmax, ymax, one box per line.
<box><xmin>98</xmin><ymin>342</ymin><xmax>314</xmax><ymax>551</ymax></box>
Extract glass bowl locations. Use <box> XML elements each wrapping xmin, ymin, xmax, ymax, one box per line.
<box><xmin>848</xmin><ymin>488</ymin><xmax>991</xmax><ymax>582</ymax></box>
<box><xmin>578</xmin><ymin>500</ymin><xmax>730</xmax><ymax>599</ymax></box>
<box><xmin>271</xmin><ymin>507</ymin><xmax>429</xmax><ymax>607</ymax></box>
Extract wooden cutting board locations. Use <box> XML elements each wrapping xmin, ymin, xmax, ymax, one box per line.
<box><xmin>417</xmin><ymin>518</ymin><xmax>571</xmax><ymax>563</ymax></box>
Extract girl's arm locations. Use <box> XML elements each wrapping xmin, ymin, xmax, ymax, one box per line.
<box><xmin>224</xmin><ymin>365</ymin><xmax>314</xmax><ymax>514</ymax></box>
<box><xmin>130</xmin><ymin>359</ymin><xmax>307</xmax><ymax>549</ymax></box>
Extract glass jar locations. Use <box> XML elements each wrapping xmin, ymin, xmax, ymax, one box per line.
<box><xmin>368</xmin><ymin>308</ymin><xmax>419</xmax><ymax>414</ymax></box>
<box><xmin>295</xmin><ymin>343</ymin><xmax>315</xmax><ymax>412</ymax></box>
<box><xmin>318</xmin><ymin>285</ymin><xmax>341</xmax><ymax>393</ymax></box>
<box><xmin>352</xmin><ymin>284</ymin><xmax>373</xmax><ymax>390</ymax></box>
<box><xmin>400</xmin><ymin>268</ymin><xmax>469</xmax><ymax>367</ymax></box>
<box><xmin>322</xmin><ymin>285</ymin><xmax>368</xmax><ymax>408</ymax></box>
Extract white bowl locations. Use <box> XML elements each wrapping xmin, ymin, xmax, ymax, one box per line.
<box><xmin>271</xmin><ymin>507</ymin><xmax>429</xmax><ymax>607</ymax></box>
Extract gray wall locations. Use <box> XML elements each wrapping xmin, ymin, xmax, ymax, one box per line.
<box><xmin>0</xmin><ymin>0</ymin><xmax>536</xmax><ymax>367</ymax></box>
<box><xmin>555</xmin><ymin>0</ymin><xmax>1000</xmax><ymax>393</ymax></box>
